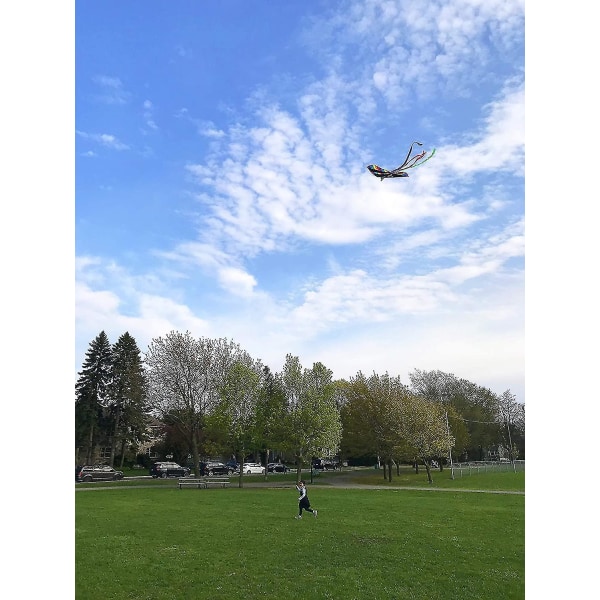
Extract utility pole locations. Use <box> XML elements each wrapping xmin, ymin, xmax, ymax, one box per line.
<box><xmin>506</xmin><ymin>417</ymin><xmax>516</xmax><ymax>473</ymax></box>
<box><xmin>445</xmin><ymin>410</ymin><xmax>455</xmax><ymax>480</ymax></box>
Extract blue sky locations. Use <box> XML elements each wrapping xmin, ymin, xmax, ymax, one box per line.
<box><xmin>75</xmin><ymin>0</ymin><xmax>525</xmax><ymax>400</ymax></box>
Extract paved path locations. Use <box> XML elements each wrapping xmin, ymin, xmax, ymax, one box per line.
<box><xmin>76</xmin><ymin>472</ymin><xmax>523</xmax><ymax>495</ymax></box>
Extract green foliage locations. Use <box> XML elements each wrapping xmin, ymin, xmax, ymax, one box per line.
<box><xmin>76</xmin><ymin>485</ymin><xmax>524</xmax><ymax>599</ymax></box>
<box><xmin>76</xmin><ymin>332</ymin><xmax>524</xmax><ymax>478</ymax></box>
<box><xmin>408</xmin><ymin>369</ymin><xmax>524</xmax><ymax>461</ymax></box>
<box><xmin>144</xmin><ymin>332</ymin><xmax>252</xmax><ymax>476</ymax></box>
<box><xmin>107</xmin><ymin>332</ymin><xmax>149</xmax><ymax>466</ymax></box>
<box><xmin>400</xmin><ymin>394</ymin><xmax>454</xmax><ymax>482</ymax></box>
<box><xmin>281</xmin><ymin>355</ymin><xmax>342</xmax><ymax>471</ymax></box>
<box><xmin>75</xmin><ymin>331</ymin><xmax>115</xmax><ymax>463</ymax></box>
<box><xmin>339</xmin><ymin>372</ymin><xmax>409</xmax><ymax>469</ymax></box>
<box><xmin>75</xmin><ymin>331</ymin><xmax>150</xmax><ymax>468</ymax></box>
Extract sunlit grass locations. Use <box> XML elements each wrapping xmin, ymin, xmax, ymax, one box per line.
<box><xmin>76</xmin><ymin>482</ymin><xmax>524</xmax><ymax>599</ymax></box>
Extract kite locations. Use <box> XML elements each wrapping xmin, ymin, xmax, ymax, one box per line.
<box><xmin>367</xmin><ymin>141</ymin><xmax>436</xmax><ymax>181</ymax></box>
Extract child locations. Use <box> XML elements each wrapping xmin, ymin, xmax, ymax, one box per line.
<box><xmin>295</xmin><ymin>480</ymin><xmax>317</xmax><ymax>519</ymax></box>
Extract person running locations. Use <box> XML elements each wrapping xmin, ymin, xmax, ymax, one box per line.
<box><xmin>295</xmin><ymin>480</ymin><xmax>317</xmax><ymax>519</ymax></box>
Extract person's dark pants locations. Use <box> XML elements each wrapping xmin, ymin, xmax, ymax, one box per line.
<box><xmin>299</xmin><ymin>497</ymin><xmax>314</xmax><ymax>516</ymax></box>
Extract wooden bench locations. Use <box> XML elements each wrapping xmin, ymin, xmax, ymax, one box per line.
<box><xmin>203</xmin><ymin>477</ymin><xmax>230</xmax><ymax>488</ymax></box>
<box><xmin>177</xmin><ymin>477</ymin><xmax>230</xmax><ymax>489</ymax></box>
<box><xmin>178</xmin><ymin>478</ymin><xmax>207</xmax><ymax>489</ymax></box>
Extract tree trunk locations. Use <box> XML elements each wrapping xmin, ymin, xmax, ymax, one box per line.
<box><xmin>424</xmin><ymin>461</ymin><xmax>433</xmax><ymax>484</ymax></box>
<box><xmin>86</xmin><ymin>423</ymin><xmax>95</xmax><ymax>464</ymax></box>
<box><xmin>238</xmin><ymin>445</ymin><xmax>246</xmax><ymax>488</ymax></box>
<box><xmin>191</xmin><ymin>437</ymin><xmax>201</xmax><ymax>478</ymax></box>
<box><xmin>263</xmin><ymin>448</ymin><xmax>269</xmax><ymax>482</ymax></box>
<box><xmin>119</xmin><ymin>439</ymin><xmax>126</xmax><ymax>468</ymax></box>
<box><xmin>109</xmin><ymin>405</ymin><xmax>122</xmax><ymax>467</ymax></box>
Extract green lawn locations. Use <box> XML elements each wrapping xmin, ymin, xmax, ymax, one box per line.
<box><xmin>76</xmin><ymin>476</ymin><xmax>524</xmax><ymax>599</ymax></box>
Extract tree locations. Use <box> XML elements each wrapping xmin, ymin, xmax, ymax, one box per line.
<box><xmin>75</xmin><ymin>331</ymin><xmax>113</xmax><ymax>464</ymax></box>
<box><xmin>340</xmin><ymin>371</ymin><xmax>410</xmax><ymax>481</ymax></box>
<box><xmin>497</xmin><ymin>389</ymin><xmax>525</xmax><ymax>461</ymax></box>
<box><xmin>107</xmin><ymin>332</ymin><xmax>148</xmax><ymax>467</ymax></box>
<box><xmin>400</xmin><ymin>394</ymin><xmax>455</xmax><ymax>484</ymax></box>
<box><xmin>217</xmin><ymin>357</ymin><xmax>263</xmax><ymax>487</ymax></box>
<box><xmin>254</xmin><ymin>366</ymin><xmax>289</xmax><ymax>474</ymax></box>
<box><xmin>280</xmin><ymin>355</ymin><xmax>342</xmax><ymax>481</ymax></box>
<box><xmin>144</xmin><ymin>331</ymin><xmax>253</xmax><ymax>476</ymax></box>
<box><xmin>409</xmin><ymin>369</ymin><xmax>493</xmax><ymax>462</ymax></box>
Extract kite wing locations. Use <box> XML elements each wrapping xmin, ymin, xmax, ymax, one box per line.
<box><xmin>367</xmin><ymin>164</ymin><xmax>406</xmax><ymax>180</ymax></box>
<box><xmin>367</xmin><ymin>142</ymin><xmax>435</xmax><ymax>181</ymax></box>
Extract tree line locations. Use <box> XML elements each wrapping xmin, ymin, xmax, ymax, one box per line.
<box><xmin>75</xmin><ymin>330</ymin><xmax>525</xmax><ymax>484</ymax></box>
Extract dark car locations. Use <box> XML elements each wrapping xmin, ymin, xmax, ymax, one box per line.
<box><xmin>76</xmin><ymin>464</ymin><xmax>124</xmax><ymax>482</ymax></box>
<box><xmin>225</xmin><ymin>459</ymin><xmax>239</xmax><ymax>472</ymax></box>
<box><xmin>267</xmin><ymin>462</ymin><xmax>289</xmax><ymax>473</ymax></box>
<box><xmin>201</xmin><ymin>461</ymin><xmax>234</xmax><ymax>476</ymax></box>
<box><xmin>312</xmin><ymin>458</ymin><xmax>338</xmax><ymax>471</ymax></box>
<box><xmin>150</xmin><ymin>461</ymin><xmax>191</xmax><ymax>478</ymax></box>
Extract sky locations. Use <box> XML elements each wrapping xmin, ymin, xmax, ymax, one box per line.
<box><xmin>75</xmin><ymin>0</ymin><xmax>526</xmax><ymax>402</ymax></box>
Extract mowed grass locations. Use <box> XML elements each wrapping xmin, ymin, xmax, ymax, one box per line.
<box><xmin>76</xmin><ymin>479</ymin><xmax>524</xmax><ymax>599</ymax></box>
<box><xmin>335</xmin><ymin>465</ymin><xmax>525</xmax><ymax>492</ymax></box>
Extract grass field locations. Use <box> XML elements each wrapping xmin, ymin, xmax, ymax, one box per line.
<box><xmin>76</xmin><ymin>468</ymin><xmax>524</xmax><ymax>599</ymax></box>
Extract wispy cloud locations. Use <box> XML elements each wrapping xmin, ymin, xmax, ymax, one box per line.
<box><xmin>76</xmin><ymin>130</ymin><xmax>129</xmax><ymax>150</ymax></box>
<box><xmin>142</xmin><ymin>99</ymin><xmax>158</xmax><ymax>132</ymax></box>
<box><xmin>91</xmin><ymin>75</ymin><xmax>131</xmax><ymax>104</ymax></box>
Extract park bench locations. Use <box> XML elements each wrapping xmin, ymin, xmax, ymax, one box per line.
<box><xmin>177</xmin><ymin>477</ymin><xmax>230</xmax><ymax>489</ymax></box>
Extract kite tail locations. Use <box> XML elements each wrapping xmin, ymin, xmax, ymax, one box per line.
<box><xmin>399</xmin><ymin>141</ymin><xmax>423</xmax><ymax>170</ymax></box>
<box><xmin>410</xmin><ymin>147</ymin><xmax>436</xmax><ymax>169</ymax></box>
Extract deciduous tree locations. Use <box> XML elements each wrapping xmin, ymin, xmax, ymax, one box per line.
<box><xmin>400</xmin><ymin>394</ymin><xmax>455</xmax><ymax>484</ymax></box>
<box><xmin>144</xmin><ymin>331</ymin><xmax>252</xmax><ymax>477</ymax></box>
<box><xmin>280</xmin><ymin>355</ymin><xmax>342</xmax><ymax>480</ymax></box>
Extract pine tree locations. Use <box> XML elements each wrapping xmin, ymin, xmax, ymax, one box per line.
<box><xmin>75</xmin><ymin>331</ymin><xmax>113</xmax><ymax>464</ymax></box>
<box><xmin>107</xmin><ymin>332</ymin><xmax>149</xmax><ymax>467</ymax></box>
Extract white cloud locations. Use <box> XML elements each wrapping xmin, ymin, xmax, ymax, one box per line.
<box><xmin>91</xmin><ymin>74</ymin><xmax>131</xmax><ymax>104</ymax></box>
<box><xmin>76</xmin><ymin>130</ymin><xmax>129</xmax><ymax>150</ymax></box>
<box><xmin>142</xmin><ymin>99</ymin><xmax>158</xmax><ymax>131</ymax></box>
<box><xmin>217</xmin><ymin>266</ymin><xmax>257</xmax><ymax>297</ymax></box>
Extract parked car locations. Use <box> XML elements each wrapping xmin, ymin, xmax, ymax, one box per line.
<box><xmin>150</xmin><ymin>462</ymin><xmax>191</xmax><ymax>479</ymax></box>
<box><xmin>267</xmin><ymin>462</ymin><xmax>289</xmax><ymax>473</ymax></box>
<box><xmin>242</xmin><ymin>462</ymin><xmax>265</xmax><ymax>475</ymax></box>
<box><xmin>312</xmin><ymin>458</ymin><xmax>338</xmax><ymax>471</ymax></box>
<box><xmin>225</xmin><ymin>459</ymin><xmax>240</xmax><ymax>473</ymax></box>
<box><xmin>201</xmin><ymin>461</ymin><xmax>234</xmax><ymax>476</ymax></box>
<box><xmin>76</xmin><ymin>464</ymin><xmax>124</xmax><ymax>482</ymax></box>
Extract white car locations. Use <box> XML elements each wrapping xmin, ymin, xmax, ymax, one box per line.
<box><xmin>242</xmin><ymin>462</ymin><xmax>265</xmax><ymax>475</ymax></box>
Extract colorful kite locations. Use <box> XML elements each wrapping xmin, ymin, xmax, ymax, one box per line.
<box><xmin>367</xmin><ymin>141</ymin><xmax>436</xmax><ymax>181</ymax></box>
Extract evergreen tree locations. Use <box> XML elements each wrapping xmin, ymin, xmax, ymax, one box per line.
<box><xmin>107</xmin><ymin>332</ymin><xmax>149</xmax><ymax>467</ymax></box>
<box><xmin>75</xmin><ymin>331</ymin><xmax>113</xmax><ymax>464</ymax></box>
